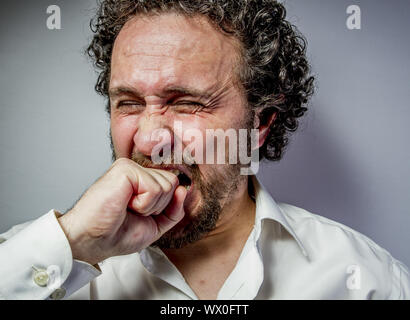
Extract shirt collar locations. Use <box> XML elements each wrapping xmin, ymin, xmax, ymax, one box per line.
<box><xmin>138</xmin><ymin>174</ymin><xmax>309</xmax><ymax>299</ymax></box>
<box><xmin>141</xmin><ymin>175</ymin><xmax>309</xmax><ymax>271</ymax></box>
<box><xmin>250</xmin><ymin>175</ymin><xmax>310</xmax><ymax>259</ymax></box>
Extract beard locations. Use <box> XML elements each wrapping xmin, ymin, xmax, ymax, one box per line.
<box><xmin>110</xmin><ymin>111</ymin><xmax>255</xmax><ymax>249</ymax></box>
<box><xmin>151</xmin><ymin>162</ymin><xmax>244</xmax><ymax>249</ymax></box>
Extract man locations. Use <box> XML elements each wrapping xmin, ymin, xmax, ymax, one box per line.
<box><xmin>0</xmin><ymin>0</ymin><xmax>409</xmax><ymax>300</ymax></box>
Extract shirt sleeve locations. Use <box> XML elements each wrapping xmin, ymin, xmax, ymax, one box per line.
<box><xmin>0</xmin><ymin>210</ymin><xmax>101</xmax><ymax>300</ymax></box>
<box><xmin>389</xmin><ymin>257</ymin><xmax>410</xmax><ymax>300</ymax></box>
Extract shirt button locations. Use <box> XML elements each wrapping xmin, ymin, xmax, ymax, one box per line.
<box><xmin>50</xmin><ymin>288</ymin><xmax>66</xmax><ymax>300</ymax></box>
<box><xmin>33</xmin><ymin>269</ymin><xmax>49</xmax><ymax>287</ymax></box>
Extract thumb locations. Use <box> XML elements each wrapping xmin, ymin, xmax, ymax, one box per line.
<box><xmin>153</xmin><ymin>185</ymin><xmax>187</xmax><ymax>236</ymax></box>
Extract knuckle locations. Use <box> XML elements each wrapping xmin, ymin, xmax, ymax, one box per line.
<box><xmin>106</xmin><ymin>165</ymin><xmax>126</xmax><ymax>182</ymax></box>
<box><xmin>151</xmin><ymin>184</ymin><xmax>162</xmax><ymax>196</ymax></box>
<box><xmin>133</xmin><ymin>199</ymin><xmax>151</xmax><ymax>214</ymax></box>
<box><xmin>112</xmin><ymin>158</ymin><xmax>132</xmax><ymax>168</ymax></box>
<box><xmin>162</xmin><ymin>180</ymin><xmax>173</xmax><ymax>193</ymax></box>
<box><xmin>169</xmin><ymin>175</ymin><xmax>179</xmax><ymax>187</ymax></box>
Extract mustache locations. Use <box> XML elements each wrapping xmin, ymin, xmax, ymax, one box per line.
<box><xmin>131</xmin><ymin>151</ymin><xmax>200</xmax><ymax>178</ymax></box>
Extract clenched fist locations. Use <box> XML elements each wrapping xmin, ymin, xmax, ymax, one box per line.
<box><xmin>58</xmin><ymin>158</ymin><xmax>187</xmax><ymax>266</ymax></box>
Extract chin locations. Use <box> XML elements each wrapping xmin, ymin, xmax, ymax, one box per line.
<box><xmin>153</xmin><ymin>196</ymin><xmax>219</xmax><ymax>250</ymax></box>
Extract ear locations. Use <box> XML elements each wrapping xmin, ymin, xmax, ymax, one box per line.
<box><xmin>253</xmin><ymin>94</ymin><xmax>284</xmax><ymax>149</ymax></box>
<box><xmin>255</xmin><ymin>111</ymin><xmax>277</xmax><ymax>148</ymax></box>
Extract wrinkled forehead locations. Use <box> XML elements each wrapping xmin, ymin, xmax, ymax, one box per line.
<box><xmin>110</xmin><ymin>12</ymin><xmax>242</xmax><ymax>92</ymax></box>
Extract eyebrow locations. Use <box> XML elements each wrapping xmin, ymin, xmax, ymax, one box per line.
<box><xmin>109</xmin><ymin>87</ymin><xmax>143</xmax><ymax>99</ymax></box>
<box><xmin>164</xmin><ymin>86</ymin><xmax>212</xmax><ymax>99</ymax></box>
<box><xmin>109</xmin><ymin>86</ymin><xmax>212</xmax><ymax>100</ymax></box>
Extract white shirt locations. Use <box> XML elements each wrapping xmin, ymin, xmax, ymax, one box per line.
<box><xmin>0</xmin><ymin>176</ymin><xmax>409</xmax><ymax>300</ymax></box>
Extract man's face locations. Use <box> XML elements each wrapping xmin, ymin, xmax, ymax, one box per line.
<box><xmin>109</xmin><ymin>13</ymin><xmax>252</xmax><ymax>248</ymax></box>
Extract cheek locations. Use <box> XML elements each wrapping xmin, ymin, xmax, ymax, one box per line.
<box><xmin>111</xmin><ymin>115</ymin><xmax>139</xmax><ymax>158</ymax></box>
<box><xmin>179</xmin><ymin>118</ymin><xmax>208</xmax><ymax>157</ymax></box>
<box><xmin>179</xmin><ymin>114</ymin><xmax>246</xmax><ymax>163</ymax></box>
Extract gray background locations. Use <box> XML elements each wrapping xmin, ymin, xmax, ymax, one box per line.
<box><xmin>0</xmin><ymin>0</ymin><xmax>409</xmax><ymax>267</ymax></box>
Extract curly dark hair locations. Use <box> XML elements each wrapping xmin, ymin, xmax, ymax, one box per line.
<box><xmin>87</xmin><ymin>0</ymin><xmax>315</xmax><ymax>161</ymax></box>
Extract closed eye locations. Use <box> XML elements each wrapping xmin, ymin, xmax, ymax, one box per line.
<box><xmin>173</xmin><ymin>101</ymin><xmax>204</xmax><ymax>106</ymax></box>
<box><xmin>171</xmin><ymin>101</ymin><xmax>205</xmax><ymax>113</ymax></box>
<box><xmin>115</xmin><ymin>100</ymin><xmax>207</xmax><ymax>114</ymax></box>
<box><xmin>118</xmin><ymin>101</ymin><xmax>143</xmax><ymax>107</ymax></box>
<box><xmin>117</xmin><ymin>101</ymin><xmax>145</xmax><ymax>112</ymax></box>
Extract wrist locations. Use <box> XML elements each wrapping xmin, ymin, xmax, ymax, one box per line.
<box><xmin>58</xmin><ymin>212</ymin><xmax>87</xmax><ymax>263</ymax></box>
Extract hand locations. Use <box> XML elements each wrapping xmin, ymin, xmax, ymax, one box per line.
<box><xmin>58</xmin><ymin>158</ymin><xmax>186</xmax><ymax>265</ymax></box>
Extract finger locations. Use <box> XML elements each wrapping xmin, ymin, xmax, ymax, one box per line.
<box><xmin>128</xmin><ymin>192</ymin><xmax>161</xmax><ymax>216</ymax></box>
<box><xmin>149</xmin><ymin>170</ymin><xmax>179</xmax><ymax>215</ymax></box>
<box><xmin>127</xmin><ymin>173</ymin><xmax>163</xmax><ymax>215</ymax></box>
<box><xmin>153</xmin><ymin>185</ymin><xmax>187</xmax><ymax>236</ymax></box>
<box><xmin>129</xmin><ymin>170</ymin><xmax>177</xmax><ymax>216</ymax></box>
<box><xmin>151</xmin><ymin>168</ymin><xmax>179</xmax><ymax>185</ymax></box>
<box><xmin>108</xmin><ymin>160</ymin><xmax>168</xmax><ymax>216</ymax></box>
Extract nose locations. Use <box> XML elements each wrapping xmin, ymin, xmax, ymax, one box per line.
<box><xmin>133</xmin><ymin>117</ymin><xmax>174</xmax><ymax>159</ymax></box>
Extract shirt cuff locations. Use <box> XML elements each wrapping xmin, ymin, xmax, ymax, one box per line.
<box><xmin>0</xmin><ymin>210</ymin><xmax>101</xmax><ymax>300</ymax></box>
